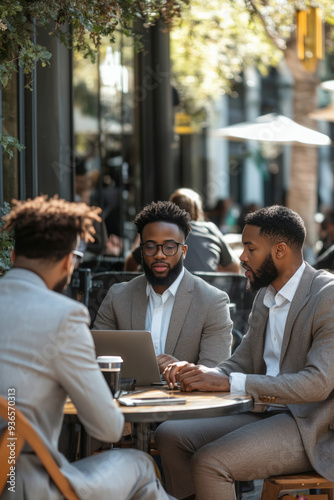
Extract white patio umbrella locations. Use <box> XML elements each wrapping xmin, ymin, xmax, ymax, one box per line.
<box><xmin>210</xmin><ymin>113</ymin><xmax>331</xmax><ymax>146</ymax></box>
<box><xmin>320</xmin><ymin>80</ymin><xmax>334</xmax><ymax>93</ymax></box>
<box><xmin>309</xmin><ymin>102</ymin><xmax>334</xmax><ymax>123</ymax></box>
<box><xmin>309</xmin><ymin>80</ymin><xmax>334</xmax><ymax>122</ymax></box>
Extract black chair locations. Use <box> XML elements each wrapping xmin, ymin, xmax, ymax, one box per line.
<box><xmin>314</xmin><ymin>244</ymin><xmax>334</xmax><ymax>271</ymax></box>
<box><xmin>88</xmin><ymin>271</ymin><xmax>142</xmax><ymax>327</ymax></box>
<box><xmin>193</xmin><ymin>272</ymin><xmax>255</xmax><ymax>336</ymax></box>
<box><xmin>88</xmin><ymin>271</ymin><xmax>254</xmax><ymax>342</ymax></box>
<box><xmin>66</xmin><ymin>268</ymin><xmax>93</xmax><ymax>307</ymax></box>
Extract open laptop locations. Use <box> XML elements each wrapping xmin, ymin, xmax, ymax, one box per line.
<box><xmin>91</xmin><ymin>330</ymin><xmax>162</xmax><ymax>386</ymax></box>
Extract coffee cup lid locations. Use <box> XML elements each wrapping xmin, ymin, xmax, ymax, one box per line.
<box><xmin>97</xmin><ymin>356</ymin><xmax>123</xmax><ymax>363</ymax></box>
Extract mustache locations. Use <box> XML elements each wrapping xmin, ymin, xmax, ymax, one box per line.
<box><xmin>240</xmin><ymin>261</ymin><xmax>251</xmax><ymax>271</ymax></box>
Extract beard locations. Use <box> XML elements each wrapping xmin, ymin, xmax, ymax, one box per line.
<box><xmin>246</xmin><ymin>253</ymin><xmax>279</xmax><ymax>292</ymax></box>
<box><xmin>53</xmin><ymin>274</ymin><xmax>71</xmax><ymax>293</ymax></box>
<box><xmin>142</xmin><ymin>255</ymin><xmax>184</xmax><ymax>289</ymax></box>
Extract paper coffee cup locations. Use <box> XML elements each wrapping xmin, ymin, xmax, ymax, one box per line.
<box><xmin>97</xmin><ymin>356</ymin><xmax>123</xmax><ymax>396</ymax></box>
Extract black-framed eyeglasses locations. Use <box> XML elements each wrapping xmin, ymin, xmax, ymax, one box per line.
<box><xmin>72</xmin><ymin>250</ymin><xmax>84</xmax><ymax>269</ymax></box>
<box><xmin>140</xmin><ymin>241</ymin><xmax>184</xmax><ymax>257</ymax></box>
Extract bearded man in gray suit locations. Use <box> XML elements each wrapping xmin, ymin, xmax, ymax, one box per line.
<box><xmin>155</xmin><ymin>205</ymin><xmax>334</xmax><ymax>500</ymax></box>
<box><xmin>94</xmin><ymin>200</ymin><xmax>233</xmax><ymax>374</ymax></box>
<box><xmin>0</xmin><ymin>196</ymin><xmax>174</xmax><ymax>500</ymax></box>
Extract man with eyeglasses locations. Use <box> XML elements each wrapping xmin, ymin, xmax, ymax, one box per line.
<box><xmin>94</xmin><ymin>200</ymin><xmax>233</xmax><ymax>374</ymax></box>
<box><xmin>0</xmin><ymin>196</ymin><xmax>175</xmax><ymax>500</ymax></box>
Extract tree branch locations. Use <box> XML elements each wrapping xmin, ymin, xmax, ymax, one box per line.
<box><xmin>246</xmin><ymin>0</ymin><xmax>287</xmax><ymax>51</ymax></box>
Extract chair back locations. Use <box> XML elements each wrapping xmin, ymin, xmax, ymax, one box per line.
<box><xmin>87</xmin><ymin>271</ymin><xmax>255</xmax><ymax>333</ymax></box>
<box><xmin>0</xmin><ymin>395</ymin><xmax>80</xmax><ymax>500</ymax></box>
<box><xmin>88</xmin><ymin>271</ymin><xmax>142</xmax><ymax>327</ymax></box>
<box><xmin>193</xmin><ymin>272</ymin><xmax>255</xmax><ymax>334</ymax></box>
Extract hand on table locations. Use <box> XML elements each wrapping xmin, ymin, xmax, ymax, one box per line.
<box><xmin>157</xmin><ymin>354</ymin><xmax>179</xmax><ymax>373</ymax></box>
<box><xmin>163</xmin><ymin>362</ymin><xmax>230</xmax><ymax>392</ymax></box>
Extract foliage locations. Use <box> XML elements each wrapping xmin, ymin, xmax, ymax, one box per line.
<box><xmin>0</xmin><ymin>202</ymin><xmax>14</xmax><ymax>277</ymax></box>
<box><xmin>170</xmin><ymin>0</ymin><xmax>334</xmax><ymax>121</ymax></box>
<box><xmin>0</xmin><ymin>133</ymin><xmax>25</xmax><ymax>159</ymax></box>
<box><xmin>0</xmin><ymin>0</ymin><xmax>184</xmax><ymax>88</ymax></box>
<box><xmin>0</xmin><ymin>0</ymin><xmax>185</xmax><ymax>155</ymax></box>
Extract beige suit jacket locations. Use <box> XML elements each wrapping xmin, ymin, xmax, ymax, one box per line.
<box><xmin>218</xmin><ymin>263</ymin><xmax>334</xmax><ymax>481</ymax></box>
<box><xmin>93</xmin><ymin>269</ymin><xmax>233</xmax><ymax>367</ymax></box>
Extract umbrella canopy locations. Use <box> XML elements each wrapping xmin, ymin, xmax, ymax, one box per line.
<box><xmin>210</xmin><ymin>113</ymin><xmax>331</xmax><ymax>146</ymax></box>
<box><xmin>309</xmin><ymin>102</ymin><xmax>334</xmax><ymax>123</ymax></box>
<box><xmin>320</xmin><ymin>80</ymin><xmax>334</xmax><ymax>93</ymax></box>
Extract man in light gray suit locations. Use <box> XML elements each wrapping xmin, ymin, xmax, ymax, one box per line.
<box><xmin>155</xmin><ymin>205</ymin><xmax>334</xmax><ymax>500</ymax></box>
<box><xmin>94</xmin><ymin>201</ymin><xmax>233</xmax><ymax>374</ymax></box>
<box><xmin>0</xmin><ymin>196</ymin><xmax>174</xmax><ymax>500</ymax></box>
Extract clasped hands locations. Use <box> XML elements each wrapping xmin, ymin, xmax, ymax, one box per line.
<box><xmin>162</xmin><ymin>361</ymin><xmax>230</xmax><ymax>392</ymax></box>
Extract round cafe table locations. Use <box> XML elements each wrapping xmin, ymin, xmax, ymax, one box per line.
<box><xmin>64</xmin><ymin>388</ymin><xmax>253</xmax><ymax>453</ymax></box>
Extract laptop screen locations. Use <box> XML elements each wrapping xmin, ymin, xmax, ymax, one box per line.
<box><xmin>91</xmin><ymin>330</ymin><xmax>162</xmax><ymax>386</ymax></box>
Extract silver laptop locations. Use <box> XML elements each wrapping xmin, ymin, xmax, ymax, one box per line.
<box><xmin>91</xmin><ymin>330</ymin><xmax>161</xmax><ymax>386</ymax></box>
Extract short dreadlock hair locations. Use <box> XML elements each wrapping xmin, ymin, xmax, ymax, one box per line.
<box><xmin>1</xmin><ymin>195</ymin><xmax>101</xmax><ymax>260</ymax></box>
<box><xmin>133</xmin><ymin>201</ymin><xmax>191</xmax><ymax>240</ymax></box>
<box><xmin>244</xmin><ymin>205</ymin><xmax>306</xmax><ymax>250</ymax></box>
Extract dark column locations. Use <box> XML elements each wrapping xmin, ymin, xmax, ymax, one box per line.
<box><xmin>134</xmin><ymin>21</ymin><xmax>174</xmax><ymax>206</ymax></box>
<box><xmin>25</xmin><ymin>25</ymin><xmax>74</xmax><ymax>200</ymax></box>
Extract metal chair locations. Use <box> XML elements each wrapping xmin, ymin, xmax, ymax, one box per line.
<box><xmin>261</xmin><ymin>472</ymin><xmax>334</xmax><ymax>499</ymax></box>
<box><xmin>193</xmin><ymin>272</ymin><xmax>255</xmax><ymax>335</ymax></box>
<box><xmin>88</xmin><ymin>271</ymin><xmax>142</xmax><ymax>327</ymax></box>
<box><xmin>0</xmin><ymin>395</ymin><xmax>80</xmax><ymax>500</ymax></box>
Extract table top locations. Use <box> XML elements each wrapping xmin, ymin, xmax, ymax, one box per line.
<box><xmin>64</xmin><ymin>388</ymin><xmax>253</xmax><ymax>424</ymax></box>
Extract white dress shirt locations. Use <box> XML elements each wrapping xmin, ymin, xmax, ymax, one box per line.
<box><xmin>145</xmin><ymin>268</ymin><xmax>185</xmax><ymax>356</ymax></box>
<box><xmin>230</xmin><ymin>262</ymin><xmax>306</xmax><ymax>394</ymax></box>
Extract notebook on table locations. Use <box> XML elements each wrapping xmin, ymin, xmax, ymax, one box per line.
<box><xmin>90</xmin><ymin>330</ymin><xmax>162</xmax><ymax>386</ymax></box>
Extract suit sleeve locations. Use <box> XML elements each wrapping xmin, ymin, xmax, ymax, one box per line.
<box><xmin>197</xmin><ymin>289</ymin><xmax>233</xmax><ymax>367</ymax></box>
<box><xmin>93</xmin><ymin>285</ymin><xmax>118</xmax><ymax>330</ymax></box>
<box><xmin>219</xmin><ymin>280</ymin><xmax>334</xmax><ymax>406</ymax></box>
<box><xmin>245</xmin><ymin>285</ymin><xmax>334</xmax><ymax>405</ymax></box>
<box><xmin>53</xmin><ymin>305</ymin><xmax>124</xmax><ymax>442</ymax></box>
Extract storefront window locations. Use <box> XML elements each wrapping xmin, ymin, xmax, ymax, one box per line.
<box><xmin>73</xmin><ymin>31</ymin><xmax>135</xmax><ymax>261</ymax></box>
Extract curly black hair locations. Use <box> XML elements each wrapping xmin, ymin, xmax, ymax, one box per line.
<box><xmin>2</xmin><ymin>195</ymin><xmax>101</xmax><ymax>260</ymax></box>
<box><xmin>244</xmin><ymin>205</ymin><xmax>306</xmax><ymax>249</ymax></box>
<box><xmin>133</xmin><ymin>201</ymin><xmax>191</xmax><ymax>240</ymax></box>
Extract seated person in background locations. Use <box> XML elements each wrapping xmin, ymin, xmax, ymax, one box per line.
<box><xmin>0</xmin><ymin>196</ymin><xmax>173</xmax><ymax>500</ymax></box>
<box><xmin>125</xmin><ymin>188</ymin><xmax>241</xmax><ymax>274</ymax></box>
<box><xmin>169</xmin><ymin>188</ymin><xmax>240</xmax><ymax>273</ymax></box>
<box><xmin>155</xmin><ymin>205</ymin><xmax>334</xmax><ymax>500</ymax></box>
<box><xmin>94</xmin><ymin>200</ymin><xmax>233</xmax><ymax>373</ymax></box>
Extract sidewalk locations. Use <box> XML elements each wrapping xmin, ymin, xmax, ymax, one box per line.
<box><xmin>242</xmin><ymin>480</ymin><xmax>263</xmax><ymax>500</ymax></box>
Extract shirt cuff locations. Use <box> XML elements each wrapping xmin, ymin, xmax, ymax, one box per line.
<box><xmin>229</xmin><ymin>372</ymin><xmax>247</xmax><ymax>394</ymax></box>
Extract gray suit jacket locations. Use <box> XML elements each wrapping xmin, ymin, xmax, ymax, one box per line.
<box><xmin>218</xmin><ymin>262</ymin><xmax>334</xmax><ymax>481</ymax></box>
<box><xmin>0</xmin><ymin>269</ymin><xmax>124</xmax><ymax>499</ymax></box>
<box><xmin>93</xmin><ymin>269</ymin><xmax>233</xmax><ymax>367</ymax></box>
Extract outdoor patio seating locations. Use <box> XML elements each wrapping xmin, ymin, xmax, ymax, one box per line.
<box><xmin>261</xmin><ymin>472</ymin><xmax>334</xmax><ymax>500</ymax></box>
<box><xmin>0</xmin><ymin>395</ymin><xmax>80</xmax><ymax>500</ymax></box>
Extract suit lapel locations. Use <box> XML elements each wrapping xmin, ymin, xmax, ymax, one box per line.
<box><xmin>280</xmin><ymin>263</ymin><xmax>314</xmax><ymax>363</ymax></box>
<box><xmin>165</xmin><ymin>270</ymin><xmax>193</xmax><ymax>355</ymax></box>
<box><xmin>131</xmin><ymin>276</ymin><xmax>148</xmax><ymax>330</ymax></box>
<box><xmin>253</xmin><ymin>289</ymin><xmax>269</xmax><ymax>368</ymax></box>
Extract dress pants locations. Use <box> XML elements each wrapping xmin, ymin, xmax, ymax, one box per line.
<box><xmin>155</xmin><ymin>411</ymin><xmax>312</xmax><ymax>500</ymax></box>
<box><xmin>71</xmin><ymin>448</ymin><xmax>175</xmax><ymax>500</ymax></box>
<box><xmin>1</xmin><ymin>449</ymin><xmax>175</xmax><ymax>500</ymax></box>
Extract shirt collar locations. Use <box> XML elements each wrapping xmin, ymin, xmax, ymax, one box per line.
<box><xmin>264</xmin><ymin>262</ymin><xmax>306</xmax><ymax>308</ymax></box>
<box><xmin>146</xmin><ymin>266</ymin><xmax>185</xmax><ymax>301</ymax></box>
